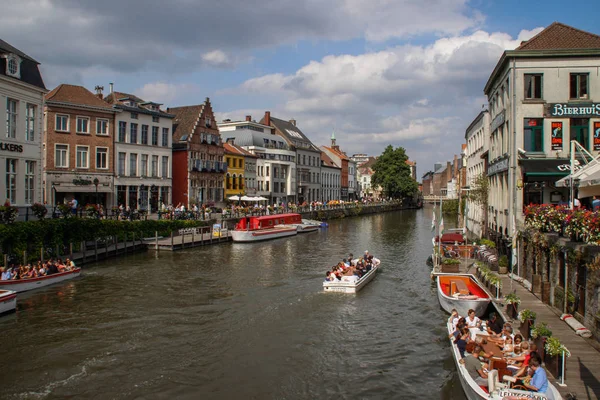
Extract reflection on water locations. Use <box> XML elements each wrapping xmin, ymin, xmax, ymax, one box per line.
<box><xmin>1</xmin><ymin>208</ymin><xmax>466</xmax><ymax>399</ymax></box>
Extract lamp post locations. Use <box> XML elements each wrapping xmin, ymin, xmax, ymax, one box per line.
<box><xmin>93</xmin><ymin>178</ymin><xmax>99</xmax><ymax>206</ymax></box>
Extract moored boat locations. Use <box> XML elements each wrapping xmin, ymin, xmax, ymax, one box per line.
<box><xmin>0</xmin><ymin>268</ymin><xmax>82</xmax><ymax>293</ymax></box>
<box><xmin>323</xmin><ymin>258</ymin><xmax>380</xmax><ymax>293</ymax></box>
<box><xmin>0</xmin><ymin>290</ymin><xmax>17</xmax><ymax>314</ymax></box>
<box><xmin>301</xmin><ymin>219</ymin><xmax>328</xmax><ymax>228</ymax></box>
<box><xmin>231</xmin><ymin>213</ymin><xmax>301</xmax><ymax>242</ymax></box>
<box><xmin>437</xmin><ymin>274</ymin><xmax>491</xmax><ymax>317</ymax></box>
<box><xmin>291</xmin><ymin>223</ymin><xmax>320</xmax><ymax>233</ymax></box>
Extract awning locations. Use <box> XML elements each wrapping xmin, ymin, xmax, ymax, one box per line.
<box><xmin>435</xmin><ymin>233</ymin><xmax>465</xmax><ymax>244</ymax></box>
<box><xmin>54</xmin><ymin>185</ymin><xmax>113</xmax><ymax>193</ymax></box>
<box><xmin>519</xmin><ymin>158</ymin><xmax>572</xmax><ymax>178</ymax></box>
<box><xmin>556</xmin><ymin>159</ymin><xmax>600</xmax><ymax>187</ymax></box>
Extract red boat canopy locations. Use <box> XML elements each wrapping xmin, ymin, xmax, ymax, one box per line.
<box><xmin>435</xmin><ymin>233</ymin><xmax>465</xmax><ymax>244</ymax></box>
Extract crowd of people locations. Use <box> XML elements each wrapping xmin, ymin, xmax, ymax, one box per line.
<box><xmin>449</xmin><ymin>309</ymin><xmax>554</xmax><ymax>399</ymax></box>
<box><xmin>0</xmin><ymin>259</ymin><xmax>77</xmax><ymax>281</ymax></box>
<box><xmin>325</xmin><ymin>251</ymin><xmax>379</xmax><ymax>283</ymax></box>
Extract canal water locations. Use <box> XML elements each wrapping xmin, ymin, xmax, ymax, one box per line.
<box><xmin>1</xmin><ymin>208</ymin><xmax>467</xmax><ymax>399</ymax></box>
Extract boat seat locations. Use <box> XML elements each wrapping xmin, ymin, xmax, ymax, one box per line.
<box><xmin>450</xmin><ymin>280</ymin><xmax>470</xmax><ymax>295</ymax></box>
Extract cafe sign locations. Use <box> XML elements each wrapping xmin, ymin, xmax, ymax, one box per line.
<box><xmin>551</xmin><ymin>121</ymin><xmax>563</xmax><ymax>150</ymax></box>
<box><xmin>548</xmin><ymin>103</ymin><xmax>600</xmax><ymax>118</ymax></box>
<box><xmin>488</xmin><ymin>157</ymin><xmax>509</xmax><ymax>176</ymax></box>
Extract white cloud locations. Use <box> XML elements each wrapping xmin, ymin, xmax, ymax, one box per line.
<box><xmin>201</xmin><ymin>50</ymin><xmax>237</xmax><ymax>69</ymax></box>
<box><xmin>136</xmin><ymin>82</ymin><xmax>198</xmax><ymax>106</ymax></box>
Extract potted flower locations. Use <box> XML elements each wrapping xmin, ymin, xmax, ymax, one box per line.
<box><xmin>544</xmin><ymin>336</ymin><xmax>570</xmax><ymax>379</ymax></box>
<box><xmin>57</xmin><ymin>203</ymin><xmax>72</xmax><ymax>218</ymax></box>
<box><xmin>498</xmin><ymin>255</ymin><xmax>509</xmax><ymax>274</ymax></box>
<box><xmin>504</xmin><ymin>293</ymin><xmax>521</xmax><ymax>320</ymax></box>
<box><xmin>531</xmin><ymin>322</ymin><xmax>553</xmax><ymax>363</ymax></box>
<box><xmin>488</xmin><ymin>274</ymin><xmax>502</xmax><ymax>298</ymax></box>
<box><xmin>518</xmin><ymin>309</ymin><xmax>537</xmax><ymax>340</ymax></box>
<box><xmin>30</xmin><ymin>202</ymin><xmax>48</xmax><ymax>220</ymax></box>
<box><xmin>442</xmin><ymin>258</ymin><xmax>460</xmax><ymax>273</ymax></box>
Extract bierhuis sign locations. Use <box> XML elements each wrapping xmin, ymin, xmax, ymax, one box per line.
<box><xmin>547</xmin><ymin>103</ymin><xmax>600</xmax><ymax>118</ymax></box>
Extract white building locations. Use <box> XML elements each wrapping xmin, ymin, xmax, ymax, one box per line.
<box><xmin>464</xmin><ymin>110</ymin><xmax>490</xmax><ymax>238</ymax></box>
<box><xmin>0</xmin><ymin>39</ymin><xmax>46</xmax><ymax>212</ymax></box>
<box><xmin>320</xmin><ymin>151</ymin><xmax>341</xmax><ymax>202</ymax></box>
<box><xmin>105</xmin><ymin>86</ymin><xmax>174</xmax><ymax>212</ymax></box>
<box><xmin>484</xmin><ymin>22</ymin><xmax>600</xmax><ymax>238</ymax></box>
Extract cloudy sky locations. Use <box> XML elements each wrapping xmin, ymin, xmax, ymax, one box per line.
<box><xmin>2</xmin><ymin>0</ymin><xmax>599</xmax><ymax>178</ymax></box>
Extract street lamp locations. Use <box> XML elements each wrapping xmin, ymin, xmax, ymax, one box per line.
<box><xmin>93</xmin><ymin>178</ymin><xmax>99</xmax><ymax>205</ymax></box>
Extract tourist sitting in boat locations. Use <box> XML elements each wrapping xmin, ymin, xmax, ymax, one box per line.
<box><xmin>522</xmin><ymin>358</ymin><xmax>554</xmax><ymax>400</ymax></box>
<box><xmin>513</xmin><ymin>334</ymin><xmax>524</xmax><ymax>349</ymax></box>
<box><xmin>455</xmin><ymin>326</ymin><xmax>472</xmax><ymax>358</ymax></box>
<box><xmin>460</xmin><ymin>343</ymin><xmax>489</xmax><ymax>387</ymax></box>
<box><xmin>46</xmin><ymin>261</ymin><xmax>59</xmax><ymax>275</ymax></box>
<box><xmin>485</xmin><ymin>312</ymin><xmax>503</xmax><ymax>336</ymax></box>
<box><xmin>465</xmin><ymin>309</ymin><xmax>482</xmax><ymax>328</ymax></box>
<box><xmin>326</xmin><ymin>271</ymin><xmax>339</xmax><ymax>282</ymax></box>
<box><xmin>500</xmin><ymin>336</ymin><xmax>514</xmax><ymax>354</ymax></box>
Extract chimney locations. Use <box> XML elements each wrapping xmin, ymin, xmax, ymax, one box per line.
<box><xmin>245</xmin><ymin>115</ymin><xmax>251</xmax><ymax>122</ymax></box>
<box><xmin>94</xmin><ymin>85</ymin><xmax>104</xmax><ymax>99</ymax></box>
<box><xmin>289</xmin><ymin>119</ymin><xmax>296</xmax><ymax>126</ymax></box>
<box><xmin>264</xmin><ymin>111</ymin><xmax>271</xmax><ymax>126</ymax></box>
<box><xmin>109</xmin><ymin>82</ymin><xmax>114</xmax><ymax>94</ymax></box>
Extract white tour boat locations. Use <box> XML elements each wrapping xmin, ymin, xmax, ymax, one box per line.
<box><xmin>323</xmin><ymin>258</ymin><xmax>380</xmax><ymax>293</ymax></box>
<box><xmin>0</xmin><ymin>290</ymin><xmax>17</xmax><ymax>314</ymax></box>
<box><xmin>0</xmin><ymin>268</ymin><xmax>82</xmax><ymax>293</ymax></box>
<box><xmin>437</xmin><ymin>274</ymin><xmax>491</xmax><ymax>317</ymax></box>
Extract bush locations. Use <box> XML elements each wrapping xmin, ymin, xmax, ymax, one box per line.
<box><xmin>531</xmin><ymin>322</ymin><xmax>553</xmax><ymax>339</ymax></box>
<box><xmin>519</xmin><ymin>309</ymin><xmax>537</xmax><ymax>322</ymax></box>
<box><xmin>498</xmin><ymin>255</ymin><xmax>509</xmax><ymax>268</ymax></box>
<box><xmin>480</xmin><ymin>239</ymin><xmax>496</xmax><ymax>248</ymax></box>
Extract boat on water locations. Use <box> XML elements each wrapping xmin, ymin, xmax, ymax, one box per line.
<box><xmin>301</xmin><ymin>219</ymin><xmax>328</xmax><ymax>228</ymax></box>
<box><xmin>437</xmin><ymin>274</ymin><xmax>491</xmax><ymax>317</ymax></box>
<box><xmin>0</xmin><ymin>268</ymin><xmax>82</xmax><ymax>293</ymax></box>
<box><xmin>0</xmin><ymin>290</ymin><xmax>17</xmax><ymax>314</ymax></box>
<box><xmin>291</xmin><ymin>223</ymin><xmax>320</xmax><ymax>233</ymax></box>
<box><xmin>446</xmin><ymin>320</ymin><xmax>562</xmax><ymax>400</ymax></box>
<box><xmin>323</xmin><ymin>258</ymin><xmax>380</xmax><ymax>293</ymax></box>
<box><xmin>231</xmin><ymin>213</ymin><xmax>300</xmax><ymax>242</ymax></box>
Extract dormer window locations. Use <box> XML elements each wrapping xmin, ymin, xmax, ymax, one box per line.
<box><xmin>4</xmin><ymin>54</ymin><xmax>21</xmax><ymax>78</ymax></box>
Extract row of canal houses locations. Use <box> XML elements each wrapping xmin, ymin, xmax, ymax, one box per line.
<box><xmin>0</xmin><ymin>38</ymin><xmax>394</xmax><ymax>214</ymax></box>
<box><xmin>423</xmin><ymin>22</ymin><xmax>600</xmax><ymax>339</ymax></box>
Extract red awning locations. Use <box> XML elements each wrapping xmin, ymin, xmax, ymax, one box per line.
<box><xmin>435</xmin><ymin>233</ymin><xmax>465</xmax><ymax>244</ymax></box>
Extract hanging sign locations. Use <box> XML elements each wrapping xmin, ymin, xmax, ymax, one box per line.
<box><xmin>551</xmin><ymin>122</ymin><xmax>563</xmax><ymax>150</ymax></box>
<box><xmin>595</xmin><ymin>122</ymin><xmax>600</xmax><ymax>151</ymax></box>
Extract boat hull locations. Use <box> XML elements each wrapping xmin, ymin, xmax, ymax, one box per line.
<box><xmin>323</xmin><ymin>260</ymin><xmax>380</xmax><ymax>294</ymax></box>
<box><xmin>0</xmin><ymin>268</ymin><xmax>82</xmax><ymax>293</ymax></box>
<box><xmin>293</xmin><ymin>224</ymin><xmax>320</xmax><ymax>233</ymax></box>
<box><xmin>436</xmin><ymin>274</ymin><xmax>490</xmax><ymax>317</ymax></box>
<box><xmin>231</xmin><ymin>227</ymin><xmax>298</xmax><ymax>242</ymax></box>
<box><xmin>0</xmin><ymin>290</ymin><xmax>17</xmax><ymax>314</ymax></box>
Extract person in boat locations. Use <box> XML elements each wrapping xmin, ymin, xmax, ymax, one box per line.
<box><xmin>522</xmin><ymin>358</ymin><xmax>554</xmax><ymax>399</ymax></box>
<box><xmin>465</xmin><ymin>309</ymin><xmax>482</xmax><ymax>329</ymax></box>
<box><xmin>513</xmin><ymin>334</ymin><xmax>523</xmax><ymax>350</ymax></box>
<box><xmin>460</xmin><ymin>343</ymin><xmax>488</xmax><ymax>387</ymax></box>
<box><xmin>348</xmin><ymin>253</ymin><xmax>355</xmax><ymax>266</ymax></box>
<box><xmin>501</xmin><ymin>336</ymin><xmax>514</xmax><ymax>354</ymax></box>
<box><xmin>343</xmin><ymin>258</ymin><xmax>350</xmax><ymax>268</ymax></box>
<box><xmin>449</xmin><ymin>309</ymin><xmax>460</xmax><ymax>328</ymax></box>
<box><xmin>485</xmin><ymin>312</ymin><xmax>503</xmax><ymax>336</ymax></box>
<box><xmin>47</xmin><ymin>261</ymin><xmax>59</xmax><ymax>275</ymax></box>
<box><xmin>455</xmin><ymin>326</ymin><xmax>471</xmax><ymax>358</ymax></box>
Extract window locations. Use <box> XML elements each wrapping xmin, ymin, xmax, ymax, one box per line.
<box><xmin>76</xmin><ymin>146</ymin><xmax>89</xmax><ymax>168</ymax></box>
<box><xmin>523</xmin><ymin>118</ymin><xmax>543</xmax><ymax>152</ymax></box>
<box><xmin>131</xmin><ymin>112</ymin><xmax>138</xmax><ymax>119</ymax></box>
<box><xmin>129</xmin><ymin>153</ymin><xmax>138</xmax><ymax>176</ymax></box>
<box><xmin>266</xmin><ymin>166</ymin><xmax>270</xmax><ymax>176</ymax></box>
<box><xmin>6</xmin><ymin>99</ymin><xmax>17</xmax><ymax>138</ymax></box>
<box><xmin>55</xmin><ymin>144</ymin><xmax>69</xmax><ymax>168</ymax></box>
<box><xmin>141</xmin><ymin>125</ymin><xmax>149</xmax><ymax>145</ymax></box>
<box><xmin>25</xmin><ymin>104</ymin><xmax>36</xmax><ymax>141</ymax></box>
<box><xmin>141</xmin><ymin>154</ymin><xmax>148</xmax><ymax>176</ymax></box>
<box><xmin>130</xmin><ymin>123</ymin><xmax>138</xmax><ymax>143</ymax></box>
<box><xmin>6</xmin><ymin>159</ymin><xmax>17</xmax><ymax>204</ymax></box>
<box><xmin>152</xmin><ymin>126</ymin><xmax>159</xmax><ymax>145</ymax></box>
<box><xmin>152</xmin><ymin>116</ymin><xmax>159</xmax><ymax>123</ymax></box>
<box><xmin>570</xmin><ymin>73</ymin><xmax>589</xmax><ymax>99</ymax></box>
<box><xmin>263</xmin><ymin>138</ymin><xmax>269</xmax><ymax>147</ymax></box>
<box><xmin>118</xmin><ymin>152</ymin><xmax>126</xmax><ymax>175</ymax></box>
<box><xmin>570</xmin><ymin>118</ymin><xmax>589</xmax><ymax>150</ymax></box>
<box><xmin>96</xmin><ymin>119</ymin><xmax>109</xmax><ymax>135</ymax></box>
<box><xmin>151</xmin><ymin>155</ymin><xmax>158</xmax><ymax>177</ymax></box>
<box><xmin>76</xmin><ymin>117</ymin><xmax>90</xmax><ymax>134</ymax></box>
<box><xmin>56</xmin><ymin>114</ymin><xmax>69</xmax><ymax>132</ymax></box>
<box><xmin>161</xmin><ymin>156</ymin><xmax>169</xmax><ymax>178</ymax></box>
<box><xmin>162</xmin><ymin>128</ymin><xmax>169</xmax><ymax>146</ymax></box>
<box><xmin>118</xmin><ymin>121</ymin><xmax>126</xmax><ymax>142</ymax></box>
<box><xmin>205</xmin><ymin>116</ymin><xmax>211</xmax><ymax>127</ymax></box>
<box><xmin>25</xmin><ymin>160</ymin><xmax>35</xmax><ymax>204</ymax></box>
<box><xmin>96</xmin><ymin>147</ymin><xmax>108</xmax><ymax>169</ymax></box>
<box><xmin>7</xmin><ymin>57</ymin><xmax>18</xmax><ymax>76</ymax></box>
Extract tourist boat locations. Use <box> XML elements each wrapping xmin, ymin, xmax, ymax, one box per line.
<box><xmin>231</xmin><ymin>213</ymin><xmax>300</xmax><ymax>242</ymax></box>
<box><xmin>446</xmin><ymin>319</ymin><xmax>562</xmax><ymax>400</ymax></box>
<box><xmin>323</xmin><ymin>259</ymin><xmax>380</xmax><ymax>293</ymax></box>
<box><xmin>291</xmin><ymin>223</ymin><xmax>320</xmax><ymax>233</ymax></box>
<box><xmin>0</xmin><ymin>290</ymin><xmax>17</xmax><ymax>314</ymax></box>
<box><xmin>436</xmin><ymin>274</ymin><xmax>491</xmax><ymax>317</ymax></box>
<box><xmin>0</xmin><ymin>268</ymin><xmax>82</xmax><ymax>293</ymax></box>
<box><xmin>302</xmin><ymin>219</ymin><xmax>328</xmax><ymax>228</ymax></box>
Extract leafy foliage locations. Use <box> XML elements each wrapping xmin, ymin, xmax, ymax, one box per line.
<box><xmin>469</xmin><ymin>173</ymin><xmax>489</xmax><ymax>205</ymax></box>
<box><xmin>371</xmin><ymin>145</ymin><xmax>418</xmax><ymax>199</ymax></box>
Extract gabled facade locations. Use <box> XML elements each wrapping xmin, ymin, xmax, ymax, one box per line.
<box><xmin>0</xmin><ymin>39</ymin><xmax>46</xmax><ymax>210</ymax></box>
<box><xmin>320</xmin><ymin>151</ymin><xmax>341</xmax><ymax>202</ymax></box>
<box><xmin>320</xmin><ymin>135</ymin><xmax>349</xmax><ymax>200</ymax></box>
<box><xmin>223</xmin><ymin>141</ymin><xmax>258</xmax><ymax>199</ymax></box>
<box><xmin>168</xmin><ymin>98</ymin><xmax>225</xmax><ymax>207</ymax></box>
<box><xmin>44</xmin><ymin>84</ymin><xmax>116</xmax><ymax>209</ymax></box>
<box><xmin>218</xmin><ymin>116</ymin><xmax>295</xmax><ymax>204</ymax></box>
<box><xmin>260</xmin><ymin>112</ymin><xmax>321</xmax><ymax>204</ymax></box>
<box><xmin>105</xmin><ymin>86</ymin><xmax>174</xmax><ymax>211</ymax></box>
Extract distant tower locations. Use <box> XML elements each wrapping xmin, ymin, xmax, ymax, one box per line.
<box><xmin>331</xmin><ymin>129</ymin><xmax>336</xmax><ymax>147</ymax></box>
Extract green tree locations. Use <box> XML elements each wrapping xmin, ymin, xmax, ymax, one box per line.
<box><xmin>371</xmin><ymin>145</ymin><xmax>418</xmax><ymax>199</ymax></box>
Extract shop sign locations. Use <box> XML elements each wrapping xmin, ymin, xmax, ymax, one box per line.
<box><xmin>551</xmin><ymin>121</ymin><xmax>563</xmax><ymax>150</ymax></box>
<box><xmin>548</xmin><ymin>103</ymin><xmax>600</xmax><ymax>118</ymax></box>
<box><xmin>556</xmin><ymin>160</ymin><xmax>582</xmax><ymax>172</ymax></box>
<box><xmin>490</xmin><ymin>110</ymin><xmax>505</xmax><ymax>133</ymax></box>
<box><xmin>595</xmin><ymin>121</ymin><xmax>600</xmax><ymax>151</ymax></box>
<box><xmin>487</xmin><ymin>157</ymin><xmax>509</xmax><ymax>176</ymax></box>
<box><xmin>0</xmin><ymin>142</ymin><xmax>24</xmax><ymax>152</ymax></box>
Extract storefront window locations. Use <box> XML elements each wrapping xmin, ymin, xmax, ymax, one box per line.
<box><xmin>524</xmin><ymin>118</ymin><xmax>543</xmax><ymax>152</ymax></box>
<box><xmin>570</xmin><ymin>118</ymin><xmax>589</xmax><ymax>150</ymax></box>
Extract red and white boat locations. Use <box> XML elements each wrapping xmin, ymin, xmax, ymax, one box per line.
<box><xmin>231</xmin><ymin>213</ymin><xmax>300</xmax><ymax>242</ymax></box>
<box><xmin>436</xmin><ymin>274</ymin><xmax>491</xmax><ymax>317</ymax></box>
<box><xmin>0</xmin><ymin>268</ymin><xmax>82</xmax><ymax>293</ymax></box>
<box><xmin>0</xmin><ymin>290</ymin><xmax>17</xmax><ymax>314</ymax></box>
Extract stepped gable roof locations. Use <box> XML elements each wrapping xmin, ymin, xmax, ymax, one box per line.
<box><xmin>45</xmin><ymin>84</ymin><xmax>113</xmax><ymax>110</ymax></box>
<box><xmin>224</xmin><ymin>142</ymin><xmax>257</xmax><ymax>157</ymax></box>
<box><xmin>168</xmin><ymin>104</ymin><xmax>204</xmax><ymax>142</ymax></box>
<box><xmin>0</xmin><ymin>39</ymin><xmax>46</xmax><ymax>90</ymax></box>
<box><xmin>321</xmin><ymin>151</ymin><xmax>340</xmax><ymax>168</ymax></box>
<box><xmin>322</xmin><ymin>145</ymin><xmax>349</xmax><ymax>161</ymax></box>
<box><xmin>517</xmin><ymin>22</ymin><xmax>600</xmax><ymax>51</ymax></box>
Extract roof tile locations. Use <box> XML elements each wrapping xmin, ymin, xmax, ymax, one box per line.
<box><xmin>45</xmin><ymin>84</ymin><xmax>113</xmax><ymax>109</ymax></box>
<box><xmin>517</xmin><ymin>22</ymin><xmax>600</xmax><ymax>51</ymax></box>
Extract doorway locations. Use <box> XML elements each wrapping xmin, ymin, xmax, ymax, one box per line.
<box><xmin>570</xmin><ymin>118</ymin><xmax>589</xmax><ymax>150</ymax></box>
